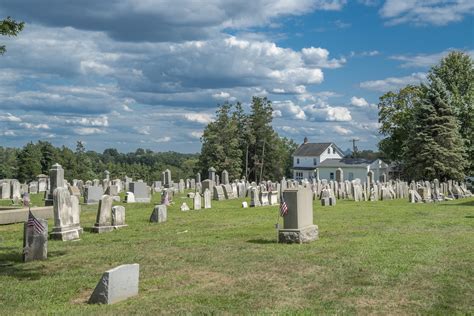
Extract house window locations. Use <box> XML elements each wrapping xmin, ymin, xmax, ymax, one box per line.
<box><xmin>327</xmin><ymin>148</ymin><xmax>331</xmax><ymax>154</ymax></box>
<box><xmin>330</xmin><ymin>172</ymin><xmax>334</xmax><ymax>180</ymax></box>
<box><xmin>348</xmin><ymin>172</ymin><xmax>354</xmax><ymax>181</ymax></box>
<box><xmin>333</xmin><ymin>148</ymin><xmax>336</xmax><ymax>154</ymax></box>
<box><xmin>297</xmin><ymin>158</ymin><xmax>300</xmax><ymax>164</ymax></box>
<box><xmin>295</xmin><ymin>172</ymin><xmax>303</xmax><ymax>180</ymax></box>
<box><xmin>313</xmin><ymin>158</ymin><xmax>317</xmax><ymax>165</ymax></box>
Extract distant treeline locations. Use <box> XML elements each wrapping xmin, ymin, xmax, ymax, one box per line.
<box><xmin>0</xmin><ymin>141</ymin><xmax>199</xmax><ymax>183</ymax></box>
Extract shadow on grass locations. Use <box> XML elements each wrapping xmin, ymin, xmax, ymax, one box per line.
<box><xmin>438</xmin><ymin>199</ymin><xmax>474</xmax><ymax>207</ymax></box>
<box><xmin>0</xmin><ymin>249</ymin><xmax>67</xmax><ymax>279</ymax></box>
<box><xmin>247</xmin><ymin>239</ymin><xmax>278</xmax><ymax>244</ymax></box>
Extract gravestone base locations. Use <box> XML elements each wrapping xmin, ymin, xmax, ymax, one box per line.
<box><xmin>278</xmin><ymin>225</ymin><xmax>318</xmax><ymax>244</ymax></box>
<box><xmin>113</xmin><ymin>224</ymin><xmax>128</xmax><ymax>230</ymax></box>
<box><xmin>50</xmin><ymin>227</ymin><xmax>80</xmax><ymax>241</ymax></box>
<box><xmin>135</xmin><ymin>198</ymin><xmax>151</xmax><ymax>203</ymax></box>
<box><xmin>91</xmin><ymin>225</ymin><xmax>115</xmax><ymax>233</ymax></box>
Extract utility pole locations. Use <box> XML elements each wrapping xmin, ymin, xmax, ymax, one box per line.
<box><xmin>350</xmin><ymin>138</ymin><xmax>359</xmax><ymax>157</ymax></box>
<box><xmin>259</xmin><ymin>140</ymin><xmax>266</xmax><ymax>183</ymax></box>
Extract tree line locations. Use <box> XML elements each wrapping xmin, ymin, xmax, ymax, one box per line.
<box><xmin>378</xmin><ymin>51</ymin><xmax>473</xmax><ymax>181</ymax></box>
<box><xmin>0</xmin><ymin>141</ymin><xmax>199</xmax><ymax>183</ymax></box>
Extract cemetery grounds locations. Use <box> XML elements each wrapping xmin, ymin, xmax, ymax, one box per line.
<box><xmin>0</xmin><ymin>192</ymin><xmax>473</xmax><ymax>315</ymax></box>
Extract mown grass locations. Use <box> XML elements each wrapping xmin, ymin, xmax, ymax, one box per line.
<box><xmin>0</xmin><ymin>191</ymin><xmax>473</xmax><ymax>315</ymax></box>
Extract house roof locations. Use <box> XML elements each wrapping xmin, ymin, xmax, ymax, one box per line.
<box><xmin>293</xmin><ymin>142</ymin><xmax>341</xmax><ymax>157</ymax></box>
<box><xmin>317</xmin><ymin>158</ymin><xmax>375</xmax><ymax>168</ymax></box>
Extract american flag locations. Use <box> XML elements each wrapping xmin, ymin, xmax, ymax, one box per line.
<box><xmin>27</xmin><ymin>210</ymin><xmax>45</xmax><ymax>235</ymax></box>
<box><xmin>280</xmin><ymin>193</ymin><xmax>288</xmax><ymax>217</ymax></box>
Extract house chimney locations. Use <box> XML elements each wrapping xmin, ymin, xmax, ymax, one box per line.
<box><xmin>303</xmin><ymin>136</ymin><xmax>308</xmax><ymax>144</ymax></box>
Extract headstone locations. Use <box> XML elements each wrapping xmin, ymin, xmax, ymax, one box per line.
<box><xmin>193</xmin><ymin>192</ymin><xmax>201</xmax><ymax>210</ymax></box>
<box><xmin>88</xmin><ymin>264</ymin><xmax>139</xmax><ymax>305</ymax></box>
<box><xmin>112</xmin><ymin>206</ymin><xmax>127</xmax><ymax>228</ymax></box>
<box><xmin>164</xmin><ymin>169</ymin><xmax>172</xmax><ymax>188</ymax></box>
<box><xmin>180</xmin><ymin>202</ymin><xmax>190</xmax><ymax>211</ymax></box>
<box><xmin>278</xmin><ymin>188</ymin><xmax>318</xmax><ymax>243</ymax></box>
<box><xmin>196</xmin><ymin>172</ymin><xmax>201</xmax><ymax>183</ymax></box>
<box><xmin>259</xmin><ymin>190</ymin><xmax>269</xmax><ymax>206</ymax></box>
<box><xmin>37</xmin><ymin>174</ymin><xmax>48</xmax><ymax>192</ymax></box>
<box><xmin>208</xmin><ymin>167</ymin><xmax>216</xmax><ymax>182</ymax></box>
<box><xmin>250</xmin><ymin>187</ymin><xmax>261</xmax><ymax>207</ymax></box>
<box><xmin>150</xmin><ymin>205</ymin><xmax>167</xmax><ymax>223</ymax></box>
<box><xmin>11</xmin><ymin>180</ymin><xmax>21</xmax><ymax>202</ymax></box>
<box><xmin>1</xmin><ymin>181</ymin><xmax>10</xmax><ymax>199</ymax></box>
<box><xmin>92</xmin><ymin>195</ymin><xmax>115</xmax><ymax>233</ymax></box>
<box><xmin>23</xmin><ymin>217</ymin><xmax>48</xmax><ymax>262</ymax></box>
<box><xmin>269</xmin><ymin>191</ymin><xmax>278</xmax><ymax>205</ymax></box>
<box><xmin>129</xmin><ymin>182</ymin><xmax>151</xmax><ymax>203</ymax></box>
<box><xmin>125</xmin><ymin>192</ymin><xmax>136</xmax><ymax>203</ymax></box>
<box><xmin>242</xmin><ymin>201</ymin><xmax>248</xmax><ymax>208</ymax></box>
<box><xmin>221</xmin><ymin>170</ymin><xmax>229</xmax><ymax>185</ymax></box>
<box><xmin>203</xmin><ymin>189</ymin><xmax>211</xmax><ymax>208</ymax></box>
<box><xmin>84</xmin><ymin>186</ymin><xmax>103</xmax><ymax>204</ymax></box>
<box><xmin>50</xmin><ymin>187</ymin><xmax>81</xmax><ymax>241</ymax></box>
<box><xmin>223</xmin><ymin>184</ymin><xmax>235</xmax><ymax>199</ymax></box>
<box><xmin>201</xmin><ymin>179</ymin><xmax>214</xmax><ymax>198</ymax></box>
<box><xmin>160</xmin><ymin>190</ymin><xmax>170</xmax><ymax>205</ymax></box>
<box><xmin>213</xmin><ymin>185</ymin><xmax>225</xmax><ymax>201</ymax></box>
<box><xmin>45</xmin><ymin>164</ymin><xmax>64</xmax><ymax>206</ymax></box>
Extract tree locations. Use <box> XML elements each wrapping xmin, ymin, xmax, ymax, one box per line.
<box><xmin>17</xmin><ymin>142</ymin><xmax>42</xmax><ymax>182</ymax></box>
<box><xmin>199</xmin><ymin>103</ymin><xmax>242</xmax><ymax>179</ymax></box>
<box><xmin>429</xmin><ymin>51</ymin><xmax>474</xmax><ymax>173</ymax></box>
<box><xmin>378</xmin><ymin>85</ymin><xmax>421</xmax><ymax>162</ymax></box>
<box><xmin>403</xmin><ymin>77</ymin><xmax>467</xmax><ymax>181</ymax></box>
<box><xmin>0</xmin><ymin>17</ymin><xmax>24</xmax><ymax>55</ymax></box>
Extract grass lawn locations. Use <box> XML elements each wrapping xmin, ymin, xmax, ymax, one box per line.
<box><xmin>0</xmin><ymin>192</ymin><xmax>473</xmax><ymax>315</ymax></box>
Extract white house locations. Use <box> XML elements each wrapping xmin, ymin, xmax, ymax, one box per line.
<box><xmin>291</xmin><ymin>138</ymin><xmax>389</xmax><ymax>182</ymax></box>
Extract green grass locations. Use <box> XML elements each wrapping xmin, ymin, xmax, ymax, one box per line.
<box><xmin>0</xmin><ymin>192</ymin><xmax>473</xmax><ymax>315</ymax></box>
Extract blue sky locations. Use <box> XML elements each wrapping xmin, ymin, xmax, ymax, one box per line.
<box><xmin>0</xmin><ymin>0</ymin><xmax>473</xmax><ymax>153</ymax></box>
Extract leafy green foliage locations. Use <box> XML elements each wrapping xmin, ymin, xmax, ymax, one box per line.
<box><xmin>0</xmin><ymin>141</ymin><xmax>199</xmax><ymax>183</ymax></box>
<box><xmin>0</xmin><ymin>16</ymin><xmax>24</xmax><ymax>55</ymax></box>
<box><xmin>403</xmin><ymin>77</ymin><xmax>467</xmax><ymax>180</ymax></box>
<box><xmin>378</xmin><ymin>51</ymin><xmax>473</xmax><ymax>179</ymax></box>
<box><xmin>199</xmin><ymin>97</ymin><xmax>298</xmax><ymax>181</ymax></box>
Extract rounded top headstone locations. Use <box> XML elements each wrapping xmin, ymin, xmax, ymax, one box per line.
<box><xmin>208</xmin><ymin>167</ymin><xmax>216</xmax><ymax>172</ymax></box>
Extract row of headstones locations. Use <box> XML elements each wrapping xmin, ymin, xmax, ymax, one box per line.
<box><xmin>408</xmin><ymin>179</ymin><xmax>473</xmax><ymax>203</ymax></box>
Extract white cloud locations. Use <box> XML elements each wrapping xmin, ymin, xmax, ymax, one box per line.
<box><xmin>122</xmin><ymin>104</ymin><xmax>133</xmax><ymax>112</ymax></box>
<box><xmin>0</xmin><ymin>130</ymin><xmax>16</xmax><ymax>136</ymax></box>
<box><xmin>74</xmin><ymin>127</ymin><xmax>105</xmax><ymax>135</ymax></box>
<box><xmin>301</xmin><ymin>47</ymin><xmax>346</xmax><ymax>68</ymax></box>
<box><xmin>390</xmin><ymin>49</ymin><xmax>474</xmax><ymax>68</ymax></box>
<box><xmin>189</xmin><ymin>131</ymin><xmax>203</xmax><ymax>139</ymax></box>
<box><xmin>350</xmin><ymin>96</ymin><xmax>369</xmax><ymax>107</ymax></box>
<box><xmin>333</xmin><ymin>125</ymin><xmax>352</xmax><ymax>135</ymax></box>
<box><xmin>184</xmin><ymin>113</ymin><xmax>214</xmax><ymax>124</ymax></box>
<box><xmin>360</xmin><ymin>72</ymin><xmax>427</xmax><ymax>92</ymax></box>
<box><xmin>134</xmin><ymin>126</ymin><xmax>151</xmax><ymax>135</ymax></box>
<box><xmin>19</xmin><ymin>122</ymin><xmax>50</xmax><ymax>130</ymax></box>
<box><xmin>154</xmin><ymin>136</ymin><xmax>171</xmax><ymax>143</ymax></box>
<box><xmin>380</xmin><ymin>0</ymin><xmax>474</xmax><ymax>26</ymax></box>
<box><xmin>0</xmin><ymin>113</ymin><xmax>22</xmax><ymax>122</ymax></box>
<box><xmin>65</xmin><ymin>116</ymin><xmax>109</xmax><ymax>127</ymax></box>
<box><xmin>273</xmin><ymin>100</ymin><xmax>307</xmax><ymax>120</ymax></box>
<box><xmin>212</xmin><ymin>91</ymin><xmax>230</xmax><ymax>99</ymax></box>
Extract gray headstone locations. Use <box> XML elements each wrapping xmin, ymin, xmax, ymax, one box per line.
<box><xmin>150</xmin><ymin>205</ymin><xmax>167</xmax><ymax>223</ymax></box>
<box><xmin>88</xmin><ymin>264</ymin><xmax>139</xmax><ymax>305</ymax></box>
<box><xmin>112</xmin><ymin>205</ymin><xmax>127</xmax><ymax>228</ymax></box>
<box><xmin>23</xmin><ymin>218</ymin><xmax>48</xmax><ymax>262</ymax></box>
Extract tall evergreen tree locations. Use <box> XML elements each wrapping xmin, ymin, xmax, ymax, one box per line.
<box><xmin>403</xmin><ymin>77</ymin><xmax>467</xmax><ymax>181</ymax></box>
<box><xmin>430</xmin><ymin>51</ymin><xmax>474</xmax><ymax>173</ymax></box>
<box><xmin>17</xmin><ymin>142</ymin><xmax>42</xmax><ymax>182</ymax></box>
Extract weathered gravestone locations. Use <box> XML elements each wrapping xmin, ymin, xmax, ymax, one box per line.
<box><xmin>45</xmin><ymin>164</ymin><xmax>64</xmax><ymax>206</ymax></box>
<box><xmin>180</xmin><ymin>202</ymin><xmax>190</xmax><ymax>211</ymax></box>
<box><xmin>203</xmin><ymin>189</ymin><xmax>211</xmax><ymax>209</ymax></box>
<box><xmin>88</xmin><ymin>264</ymin><xmax>139</xmax><ymax>305</ymax></box>
<box><xmin>92</xmin><ymin>195</ymin><xmax>115</xmax><ymax>233</ymax></box>
<box><xmin>193</xmin><ymin>192</ymin><xmax>202</xmax><ymax>210</ymax></box>
<box><xmin>23</xmin><ymin>216</ymin><xmax>48</xmax><ymax>262</ymax></box>
<box><xmin>223</xmin><ymin>184</ymin><xmax>235</xmax><ymax>199</ymax></box>
<box><xmin>278</xmin><ymin>188</ymin><xmax>318</xmax><ymax>244</ymax></box>
<box><xmin>201</xmin><ymin>179</ymin><xmax>213</xmax><ymax>198</ymax></box>
<box><xmin>50</xmin><ymin>187</ymin><xmax>81</xmax><ymax>241</ymax></box>
<box><xmin>150</xmin><ymin>205</ymin><xmax>167</xmax><ymax>223</ymax></box>
<box><xmin>221</xmin><ymin>170</ymin><xmax>229</xmax><ymax>185</ymax></box>
<box><xmin>213</xmin><ymin>185</ymin><xmax>225</xmax><ymax>201</ymax></box>
<box><xmin>125</xmin><ymin>192</ymin><xmax>136</xmax><ymax>203</ymax></box>
<box><xmin>250</xmin><ymin>187</ymin><xmax>261</xmax><ymax>207</ymax></box>
<box><xmin>112</xmin><ymin>206</ymin><xmax>127</xmax><ymax>229</ymax></box>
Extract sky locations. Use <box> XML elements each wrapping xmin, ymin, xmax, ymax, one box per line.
<box><xmin>0</xmin><ymin>0</ymin><xmax>473</xmax><ymax>154</ymax></box>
